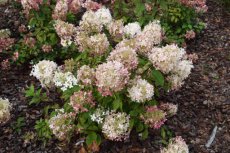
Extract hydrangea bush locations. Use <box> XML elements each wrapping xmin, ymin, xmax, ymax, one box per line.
<box><xmin>29</xmin><ymin>6</ymin><xmax>193</xmax><ymax>151</ymax></box>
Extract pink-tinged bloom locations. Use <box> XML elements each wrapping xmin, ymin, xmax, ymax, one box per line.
<box><xmin>0</xmin><ymin>38</ymin><xmax>14</xmax><ymax>53</ymax></box>
<box><xmin>159</xmin><ymin>103</ymin><xmax>178</xmax><ymax>117</ymax></box>
<box><xmin>18</xmin><ymin>24</ymin><xmax>28</xmax><ymax>33</ymax></box>
<box><xmin>95</xmin><ymin>61</ymin><xmax>130</xmax><ymax>96</ymax></box>
<box><xmin>161</xmin><ymin>136</ymin><xmax>189</xmax><ymax>153</ymax></box>
<box><xmin>23</xmin><ymin>36</ymin><xmax>36</xmax><ymax>48</ymax></box>
<box><xmin>52</xmin><ymin>0</ymin><xmax>68</xmax><ymax>20</ymax></box>
<box><xmin>185</xmin><ymin>30</ymin><xmax>196</xmax><ymax>40</ymax></box>
<box><xmin>141</xmin><ymin>106</ymin><xmax>166</xmax><ymax>129</ymax></box>
<box><xmin>77</xmin><ymin>65</ymin><xmax>95</xmax><ymax>85</ymax></box>
<box><xmin>69</xmin><ymin>0</ymin><xmax>84</xmax><ymax>14</ymax></box>
<box><xmin>1</xmin><ymin>59</ymin><xmax>10</xmax><ymax>70</ymax></box>
<box><xmin>179</xmin><ymin>0</ymin><xmax>208</xmax><ymax>13</ymax></box>
<box><xmin>82</xmin><ymin>0</ymin><xmax>101</xmax><ymax>11</ymax></box>
<box><xmin>12</xmin><ymin>52</ymin><xmax>19</xmax><ymax>61</ymax></box>
<box><xmin>42</xmin><ymin>44</ymin><xmax>52</xmax><ymax>53</ymax></box>
<box><xmin>70</xmin><ymin>90</ymin><xmax>95</xmax><ymax>113</ymax></box>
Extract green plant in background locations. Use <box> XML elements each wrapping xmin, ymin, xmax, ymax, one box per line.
<box><xmin>34</xmin><ymin>119</ymin><xmax>52</xmax><ymax>145</ymax></box>
<box><xmin>111</xmin><ymin>0</ymin><xmax>205</xmax><ymax>44</ymax></box>
<box><xmin>25</xmin><ymin>84</ymin><xmax>49</xmax><ymax>105</ymax></box>
<box><xmin>12</xmin><ymin>117</ymin><xmax>26</xmax><ymax>134</ymax></box>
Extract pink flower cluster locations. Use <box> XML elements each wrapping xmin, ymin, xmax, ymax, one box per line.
<box><xmin>141</xmin><ymin>106</ymin><xmax>167</xmax><ymax>129</ymax></box>
<box><xmin>77</xmin><ymin>65</ymin><xmax>95</xmax><ymax>85</ymax></box>
<box><xmin>70</xmin><ymin>90</ymin><xmax>95</xmax><ymax>113</ymax></box>
<box><xmin>0</xmin><ymin>38</ymin><xmax>15</xmax><ymax>53</ymax></box>
<box><xmin>185</xmin><ymin>30</ymin><xmax>196</xmax><ymax>40</ymax></box>
<box><xmin>179</xmin><ymin>0</ymin><xmax>208</xmax><ymax>13</ymax></box>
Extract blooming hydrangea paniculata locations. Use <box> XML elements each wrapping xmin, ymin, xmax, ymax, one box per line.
<box><xmin>161</xmin><ymin>136</ymin><xmax>189</xmax><ymax>153</ymax></box>
<box><xmin>53</xmin><ymin>71</ymin><xmax>78</xmax><ymax>91</ymax></box>
<box><xmin>159</xmin><ymin>103</ymin><xmax>178</xmax><ymax>117</ymax></box>
<box><xmin>179</xmin><ymin>0</ymin><xmax>208</xmax><ymax>13</ymax></box>
<box><xmin>54</xmin><ymin>20</ymin><xmax>76</xmax><ymax>47</ymax></box>
<box><xmin>185</xmin><ymin>30</ymin><xmax>196</xmax><ymax>40</ymax></box>
<box><xmin>77</xmin><ymin>65</ymin><xmax>95</xmax><ymax>85</ymax></box>
<box><xmin>30</xmin><ymin>60</ymin><xmax>57</xmax><ymax>88</ymax></box>
<box><xmin>0</xmin><ymin>98</ymin><xmax>11</xmax><ymax>124</ymax></box>
<box><xmin>107</xmin><ymin>19</ymin><xmax>124</xmax><ymax>40</ymax></box>
<box><xmin>148</xmin><ymin>44</ymin><xmax>186</xmax><ymax>74</ymax></box>
<box><xmin>95</xmin><ymin>61</ymin><xmax>130</xmax><ymax>96</ymax></box>
<box><xmin>102</xmin><ymin>112</ymin><xmax>130</xmax><ymax>141</ymax></box>
<box><xmin>90</xmin><ymin>107</ymin><xmax>110</xmax><ymax>124</ymax></box>
<box><xmin>124</xmin><ymin>22</ymin><xmax>141</xmax><ymax>38</ymax></box>
<box><xmin>135</xmin><ymin>20</ymin><xmax>163</xmax><ymax>55</ymax></box>
<box><xmin>108</xmin><ymin>46</ymin><xmax>138</xmax><ymax>71</ymax></box>
<box><xmin>52</xmin><ymin>0</ymin><xmax>68</xmax><ymax>20</ymax></box>
<box><xmin>141</xmin><ymin>106</ymin><xmax>166</xmax><ymax>129</ymax></box>
<box><xmin>48</xmin><ymin>109</ymin><xmax>75</xmax><ymax>141</ymax></box>
<box><xmin>127</xmin><ymin>77</ymin><xmax>154</xmax><ymax>103</ymax></box>
<box><xmin>95</xmin><ymin>7</ymin><xmax>112</xmax><ymax>26</ymax></box>
<box><xmin>70</xmin><ymin>90</ymin><xmax>95</xmax><ymax>113</ymax></box>
<box><xmin>167</xmin><ymin>60</ymin><xmax>194</xmax><ymax>90</ymax></box>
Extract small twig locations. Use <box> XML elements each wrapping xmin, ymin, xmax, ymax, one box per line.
<box><xmin>75</xmin><ymin>140</ymin><xmax>85</xmax><ymax>146</ymax></box>
<box><xmin>205</xmin><ymin>125</ymin><xmax>218</xmax><ymax>148</ymax></box>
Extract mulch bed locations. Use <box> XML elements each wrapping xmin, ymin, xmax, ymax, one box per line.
<box><xmin>0</xmin><ymin>0</ymin><xmax>229</xmax><ymax>152</ymax></box>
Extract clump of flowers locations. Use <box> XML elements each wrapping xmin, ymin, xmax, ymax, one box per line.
<box><xmin>102</xmin><ymin>112</ymin><xmax>130</xmax><ymax>141</ymax></box>
<box><xmin>127</xmin><ymin>77</ymin><xmax>154</xmax><ymax>103</ymax></box>
<box><xmin>185</xmin><ymin>30</ymin><xmax>196</xmax><ymax>40</ymax></box>
<box><xmin>48</xmin><ymin>109</ymin><xmax>75</xmax><ymax>141</ymax></box>
<box><xmin>124</xmin><ymin>22</ymin><xmax>141</xmax><ymax>38</ymax></box>
<box><xmin>54</xmin><ymin>20</ymin><xmax>76</xmax><ymax>47</ymax></box>
<box><xmin>52</xmin><ymin>0</ymin><xmax>68</xmax><ymax>20</ymax></box>
<box><xmin>167</xmin><ymin>60</ymin><xmax>194</xmax><ymax>90</ymax></box>
<box><xmin>107</xmin><ymin>46</ymin><xmax>138</xmax><ymax>70</ymax></box>
<box><xmin>159</xmin><ymin>103</ymin><xmax>178</xmax><ymax>117</ymax></box>
<box><xmin>21</xmin><ymin>0</ymin><xmax>43</xmax><ymax>13</ymax></box>
<box><xmin>77</xmin><ymin>65</ymin><xmax>95</xmax><ymax>85</ymax></box>
<box><xmin>0</xmin><ymin>29</ymin><xmax>15</xmax><ymax>53</ymax></box>
<box><xmin>107</xmin><ymin>19</ymin><xmax>124</xmax><ymax>41</ymax></box>
<box><xmin>0</xmin><ymin>98</ymin><xmax>11</xmax><ymax>124</ymax></box>
<box><xmin>135</xmin><ymin>20</ymin><xmax>163</xmax><ymax>55</ymax></box>
<box><xmin>30</xmin><ymin>60</ymin><xmax>57</xmax><ymax>88</ymax></box>
<box><xmin>90</xmin><ymin>107</ymin><xmax>109</xmax><ymax>124</ymax></box>
<box><xmin>141</xmin><ymin>106</ymin><xmax>166</xmax><ymax>129</ymax></box>
<box><xmin>95</xmin><ymin>7</ymin><xmax>112</xmax><ymax>26</ymax></box>
<box><xmin>95</xmin><ymin>61</ymin><xmax>130</xmax><ymax>96</ymax></box>
<box><xmin>179</xmin><ymin>0</ymin><xmax>208</xmax><ymax>13</ymax></box>
<box><xmin>161</xmin><ymin>136</ymin><xmax>189</xmax><ymax>153</ymax></box>
<box><xmin>70</xmin><ymin>90</ymin><xmax>95</xmax><ymax>113</ymax></box>
<box><xmin>148</xmin><ymin>44</ymin><xmax>186</xmax><ymax>74</ymax></box>
<box><xmin>53</xmin><ymin>71</ymin><xmax>78</xmax><ymax>91</ymax></box>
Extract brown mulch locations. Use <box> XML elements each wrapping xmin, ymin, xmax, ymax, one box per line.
<box><xmin>0</xmin><ymin>0</ymin><xmax>230</xmax><ymax>152</ymax></box>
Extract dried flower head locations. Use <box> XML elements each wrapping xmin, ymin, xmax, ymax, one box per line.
<box><xmin>159</xmin><ymin>103</ymin><xmax>178</xmax><ymax>117</ymax></box>
<box><xmin>102</xmin><ymin>112</ymin><xmax>130</xmax><ymax>141</ymax></box>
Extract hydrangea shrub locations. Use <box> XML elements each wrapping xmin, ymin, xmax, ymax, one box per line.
<box><xmin>29</xmin><ymin>6</ymin><xmax>193</xmax><ymax>151</ymax></box>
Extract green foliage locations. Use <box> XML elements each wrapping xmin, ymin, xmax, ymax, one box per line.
<box><xmin>12</xmin><ymin>117</ymin><xmax>26</xmax><ymax>134</ymax></box>
<box><xmin>112</xmin><ymin>0</ymin><xmax>205</xmax><ymax>44</ymax></box>
<box><xmin>34</xmin><ymin>119</ymin><xmax>52</xmax><ymax>144</ymax></box>
<box><xmin>160</xmin><ymin>125</ymin><xmax>173</xmax><ymax>145</ymax></box>
<box><xmin>25</xmin><ymin>84</ymin><xmax>49</xmax><ymax>105</ymax></box>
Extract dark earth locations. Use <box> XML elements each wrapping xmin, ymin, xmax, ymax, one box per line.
<box><xmin>0</xmin><ymin>0</ymin><xmax>230</xmax><ymax>152</ymax></box>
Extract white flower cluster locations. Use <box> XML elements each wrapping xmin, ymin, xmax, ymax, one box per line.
<box><xmin>48</xmin><ymin>109</ymin><xmax>75</xmax><ymax>141</ymax></box>
<box><xmin>124</xmin><ymin>22</ymin><xmax>141</xmax><ymax>38</ymax></box>
<box><xmin>0</xmin><ymin>98</ymin><xmax>11</xmax><ymax>124</ymax></box>
<box><xmin>54</xmin><ymin>20</ymin><xmax>76</xmax><ymax>47</ymax></box>
<box><xmin>77</xmin><ymin>65</ymin><xmax>95</xmax><ymax>85</ymax></box>
<box><xmin>148</xmin><ymin>44</ymin><xmax>186</xmax><ymax>74</ymax></box>
<box><xmin>108</xmin><ymin>46</ymin><xmax>138</xmax><ymax>70</ymax></box>
<box><xmin>167</xmin><ymin>60</ymin><xmax>194</xmax><ymax>90</ymax></box>
<box><xmin>30</xmin><ymin>60</ymin><xmax>57</xmax><ymax>88</ymax></box>
<box><xmin>127</xmin><ymin>77</ymin><xmax>154</xmax><ymax>103</ymax></box>
<box><xmin>107</xmin><ymin>19</ymin><xmax>124</xmax><ymax>40</ymax></box>
<box><xmin>95</xmin><ymin>7</ymin><xmax>112</xmax><ymax>25</ymax></box>
<box><xmin>95</xmin><ymin>61</ymin><xmax>130</xmax><ymax>96</ymax></box>
<box><xmin>102</xmin><ymin>112</ymin><xmax>130</xmax><ymax>141</ymax></box>
<box><xmin>161</xmin><ymin>136</ymin><xmax>189</xmax><ymax>153</ymax></box>
<box><xmin>135</xmin><ymin>20</ymin><xmax>163</xmax><ymax>55</ymax></box>
<box><xmin>53</xmin><ymin>71</ymin><xmax>78</xmax><ymax>91</ymax></box>
<box><xmin>90</xmin><ymin>107</ymin><xmax>109</xmax><ymax>124</ymax></box>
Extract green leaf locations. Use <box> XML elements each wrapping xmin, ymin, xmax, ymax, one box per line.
<box><xmin>152</xmin><ymin>69</ymin><xmax>165</xmax><ymax>87</ymax></box>
<box><xmin>136</xmin><ymin>122</ymin><xmax>144</xmax><ymax>132</ymax></box>
<box><xmin>86</xmin><ymin>132</ymin><xmax>97</xmax><ymax>146</ymax></box>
